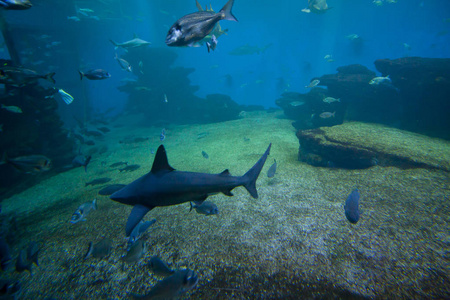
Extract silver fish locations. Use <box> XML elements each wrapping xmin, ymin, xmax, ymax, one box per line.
<box><xmin>305</xmin><ymin>79</ymin><xmax>320</xmax><ymax>88</ymax></box>
<box><xmin>319</xmin><ymin>111</ymin><xmax>336</xmax><ymax>119</ymax></box>
<box><xmin>109</xmin><ymin>35</ymin><xmax>151</xmax><ymax>51</ymax></box>
<box><xmin>267</xmin><ymin>159</ymin><xmax>277</xmax><ymax>178</ymax></box>
<box><xmin>70</xmin><ymin>199</ymin><xmax>97</xmax><ymax>224</ymax></box>
<box><xmin>115</xmin><ymin>53</ymin><xmax>132</xmax><ymax>72</ymax></box>
<box><xmin>166</xmin><ymin>0</ymin><xmax>237</xmax><ymax>47</ymax></box>
<box><xmin>189</xmin><ymin>201</ymin><xmax>218</xmax><ymax>215</ymax></box>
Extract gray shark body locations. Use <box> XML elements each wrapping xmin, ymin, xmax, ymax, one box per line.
<box><xmin>111</xmin><ymin>144</ymin><xmax>271</xmax><ymax>236</ymax></box>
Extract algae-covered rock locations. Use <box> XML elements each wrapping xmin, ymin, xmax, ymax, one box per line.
<box><xmin>297</xmin><ymin>122</ymin><xmax>450</xmax><ymax>170</ymax></box>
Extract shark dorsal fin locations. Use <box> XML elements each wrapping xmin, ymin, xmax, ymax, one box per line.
<box><xmin>151</xmin><ymin>145</ymin><xmax>175</xmax><ymax>174</ymax></box>
<box><xmin>219</xmin><ymin>169</ymin><xmax>231</xmax><ymax>176</ymax></box>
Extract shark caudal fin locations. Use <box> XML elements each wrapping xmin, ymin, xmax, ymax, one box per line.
<box><xmin>220</xmin><ymin>0</ymin><xmax>238</xmax><ymax>22</ymax></box>
<box><xmin>242</xmin><ymin>143</ymin><xmax>271</xmax><ymax>198</ymax></box>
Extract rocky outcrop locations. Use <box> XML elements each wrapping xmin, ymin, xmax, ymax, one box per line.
<box><xmin>297</xmin><ymin>122</ymin><xmax>450</xmax><ymax>170</ymax></box>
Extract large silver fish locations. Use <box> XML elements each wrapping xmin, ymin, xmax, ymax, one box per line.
<box><xmin>165</xmin><ymin>0</ymin><xmax>237</xmax><ymax>47</ymax></box>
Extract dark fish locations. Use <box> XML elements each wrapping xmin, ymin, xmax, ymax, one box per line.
<box><xmin>267</xmin><ymin>159</ymin><xmax>277</xmax><ymax>178</ymax></box>
<box><xmin>0</xmin><ymin>237</ymin><xmax>12</xmax><ymax>271</ymax></box>
<box><xmin>132</xmin><ymin>269</ymin><xmax>198</xmax><ymax>299</ymax></box>
<box><xmin>3</xmin><ymin>154</ymin><xmax>52</xmax><ymax>173</ymax></box>
<box><xmin>98</xmin><ymin>184</ymin><xmax>126</xmax><ymax>196</ymax></box>
<box><xmin>110</xmin><ymin>161</ymin><xmax>128</xmax><ymax>168</ymax></box>
<box><xmin>85</xmin><ymin>177</ymin><xmax>111</xmax><ymax>187</ymax></box>
<box><xmin>26</xmin><ymin>241</ymin><xmax>39</xmax><ymax>267</ymax></box>
<box><xmin>72</xmin><ymin>155</ymin><xmax>92</xmax><ymax>172</ymax></box>
<box><xmin>201</xmin><ymin>151</ymin><xmax>209</xmax><ymax>159</ymax></box>
<box><xmin>122</xmin><ymin>240</ymin><xmax>146</xmax><ymax>264</ymax></box>
<box><xmin>0</xmin><ymin>66</ymin><xmax>53</xmax><ymax>86</ymax></box>
<box><xmin>0</xmin><ymin>0</ymin><xmax>32</xmax><ymax>10</ymax></box>
<box><xmin>166</xmin><ymin>0</ymin><xmax>237</xmax><ymax>47</ymax></box>
<box><xmin>119</xmin><ymin>164</ymin><xmax>141</xmax><ymax>172</ymax></box>
<box><xmin>148</xmin><ymin>255</ymin><xmax>174</xmax><ymax>277</ymax></box>
<box><xmin>97</xmin><ymin>127</ymin><xmax>110</xmax><ymax>133</ymax></box>
<box><xmin>70</xmin><ymin>199</ymin><xmax>97</xmax><ymax>223</ymax></box>
<box><xmin>0</xmin><ymin>279</ymin><xmax>21</xmax><ymax>298</ymax></box>
<box><xmin>344</xmin><ymin>189</ymin><xmax>360</xmax><ymax>224</ymax></box>
<box><xmin>84</xmin><ymin>238</ymin><xmax>112</xmax><ymax>260</ymax></box>
<box><xmin>15</xmin><ymin>250</ymin><xmax>32</xmax><ymax>275</ymax></box>
<box><xmin>110</xmin><ymin>143</ymin><xmax>271</xmax><ymax>236</ymax></box>
<box><xmin>85</xmin><ymin>140</ymin><xmax>95</xmax><ymax>146</ymax></box>
<box><xmin>79</xmin><ymin>69</ymin><xmax>111</xmax><ymax>80</ymax></box>
<box><xmin>128</xmin><ymin>219</ymin><xmax>156</xmax><ymax>249</ymax></box>
<box><xmin>190</xmin><ymin>201</ymin><xmax>218</xmax><ymax>215</ymax></box>
<box><xmin>160</xmin><ymin>128</ymin><xmax>166</xmax><ymax>142</ymax></box>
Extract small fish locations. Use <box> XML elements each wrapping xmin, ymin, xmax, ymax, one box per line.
<box><xmin>85</xmin><ymin>177</ymin><xmax>111</xmax><ymax>187</ymax></box>
<box><xmin>115</xmin><ymin>53</ymin><xmax>132</xmax><ymax>72</ymax></box>
<box><xmin>132</xmin><ymin>269</ymin><xmax>198</xmax><ymax>299</ymax></box>
<box><xmin>84</xmin><ymin>238</ymin><xmax>112</xmax><ymax>260</ymax></box>
<box><xmin>197</xmin><ymin>132</ymin><xmax>209</xmax><ymax>139</ymax></box>
<box><xmin>319</xmin><ymin>111</ymin><xmax>335</xmax><ymax>119</ymax></box>
<box><xmin>119</xmin><ymin>164</ymin><xmax>141</xmax><ymax>172</ymax></box>
<box><xmin>128</xmin><ymin>219</ymin><xmax>156</xmax><ymax>249</ymax></box>
<box><xmin>344</xmin><ymin>189</ymin><xmax>360</xmax><ymax>224</ymax></box>
<box><xmin>346</xmin><ymin>34</ymin><xmax>360</xmax><ymax>40</ymax></box>
<box><xmin>149</xmin><ymin>255</ymin><xmax>174</xmax><ymax>277</ymax></box>
<box><xmin>110</xmin><ymin>161</ymin><xmax>128</xmax><ymax>168</ymax></box>
<box><xmin>15</xmin><ymin>250</ymin><xmax>32</xmax><ymax>275</ymax></box>
<box><xmin>322</xmin><ymin>97</ymin><xmax>340</xmax><ymax>104</ymax></box>
<box><xmin>78</xmin><ymin>8</ymin><xmax>94</xmax><ymax>14</ymax></box>
<box><xmin>0</xmin><ymin>0</ymin><xmax>32</xmax><ymax>10</ymax></box>
<box><xmin>301</xmin><ymin>0</ymin><xmax>330</xmax><ymax>14</ymax></box>
<box><xmin>58</xmin><ymin>89</ymin><xmax>74</xmax><ymax>105</ymax></box>
<box><xmin>267</xmin><ymin>159</ymin><xmax>277</xmax><ymax>178</ymax></box>
<box><xmin>3</xmin><ymin>154</ymin><xmax>51</xmax><ymax>173</ymax></box>
<box><xmin>122</xmin><ymin>240</ymin><xmax>146</xmax><ymax>264</ymax></box>
<box><xmin>1</xmin><ymin>104</ymin><xmax>22</xmax><ymax>113</ymax></box>
<box><xmin>79</xmin><ymin>69</ymin><xmax>111</xmax><ymax>80</ymax></box>
<box><xmin>98</xmin><ymin>184</ymin><xmax>127</xmax><ymax>196</ymax></box>
<box><xmin>67</xmin><ymin>16</ymin><xmax>80</xmax><ymax>21</ymax></box>
<box><xmin>289</xmin><ymin>101</ymin><xmax>305</xmax><ymax>107</ymax></box>
<box><xmin>190</xmin><ymin>201</ymin><xmax>218</xmax><ymax>215</ymax></box>
<box><xmin>72</xmin><ymin>155</ymin><xmax>92</xmax><ymax>172</ymax></box>
<box><xmin>139</xmin><ymin>61</ymin><xmax>144</xmax><ymax>74</ymax></box>
<box><xmin>0</xmin><ymin>237</ymin><xmax>12</xmax><ymax>271</ymax></box>
<box><xmin>160</xmin><ymin>128</ymin><xmax>166</xmax><ymax>141</ymax></box>
<box><xmin>369</xmin><ymin>75</ymin><xmax>391</xmax><ymax>85</ymax></box>
<box><xmin>164</xmin><ymin>94</ymin><xmax>168</xmax><ymax>103</ymax></box>
<box><xmin>206</xmin><ymin>34</ymin><xmax>218</xmax><ymax>52</ymax></box>
<box><xmin>201</xmin><ymin>151</ymin><xmax>209</xmax><ymax>159</ymax></box>
<box><xmin>324</xmin><ymin>54</ymin><xmax>332</xmax><ymax>60</ymax></box>
<box><xmin>166</xmin><ymin>0</ymin><xmax>237</xmax><ymax>47</ymax></box>
<box><xmin>305</xmin><ymin>79</ymin><xmax>320</xmax><ymax>88</ymax></box>
<box><xmin>70</xmin><ymin>199</ymin><xmax>97</xmax><ymax>224</ymax></box>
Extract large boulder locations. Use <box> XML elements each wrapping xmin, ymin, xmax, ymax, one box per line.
<box><xmin>297</xmin><ymin>122</ymin><xmax>450</xmax><ymax>170</ymax></box>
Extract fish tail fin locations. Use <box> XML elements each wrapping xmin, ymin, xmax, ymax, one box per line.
<box><xmin>189</xmin><ymin>202</ymin><xmax>193</xmax><ymax>212</ymax></box>
<box><xmin>220</xmin><ymin>0</ymin><xmax>238</xmax><ymax>22</ymax></box>
<box><xmin>242</xmin><ymin>143</ymin><xmax>271</xmax><ymax>198</ymax></box>
<box><xmin>84</xmin><ymin>242</ymin><xmax>93</xmax><ymax>260</ymax></box>
<box><xmin>93</xmin><ymin>198</ymin><xmax>97</xmax><ymax>210</ymax></box>
<box><xmin>206</xmin><ymin>42</ymin><xmax>211</xmax><ymax>53</ymax></box>
<box><xmin>78</xmin><ymin>70</ymin><xmax>84</xmax><ymax>80</ymax></box>
<box><xmin>45</xmin><ymin>72</ymin><xmax>56</xmax><ymax>84</ymax></box>
<box><xmin>109</xmin><ymin>39</ymin><xmax>118</xmax><ymax>48</ymax></box>
<box><xmin>332</xmin><ymin>111</ymin><xmax>336</xmax><ymax>117</ymax></box>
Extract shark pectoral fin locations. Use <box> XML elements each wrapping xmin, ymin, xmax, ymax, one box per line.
<box><xmin>219</xmin><ymin>169</ymin><xmax>231</xmax><ymax>176</ymax></box>
<box><xmin>221</xmin><ymin>190</ymin><xmax>234</xmax><ymax>196</ymax></box>
<box><xmin>126</xmin><ymin>205</ymin><xmax>153</xmax><ymax>236</ymax></box>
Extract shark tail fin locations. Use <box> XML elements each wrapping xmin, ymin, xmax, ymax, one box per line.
<box><xmin>109</xmin><ymin>39</ymin><xmax>118</xmax><ymax>47</ymax></box>
<box><xmin>220</xmin><ymin>0</ymin><xmax>238</xmax><ymax>22</ymax></box>
<box><xmin>78</xmin><ymin>70</ymin><xmax>84</xmax><ymax>80</ymax></box>
<box><xmin>84</xmin><ymin>242</ymin><xmax>93</xmax><ymax>260</ymax></box>
<box><xmin>242</xmin><ymin>143</ymin><xmax>271</xmax><ymax>199</ymax></box>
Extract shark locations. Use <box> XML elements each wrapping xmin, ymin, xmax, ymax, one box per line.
<box><xmin>110</xmin><ymin>143</ymin><xmax>271</xmax><ymax>236</ymax></box>
<box><xmin>109</xmin><ymin>34</ymin><xmax>151</xmax><ymax>51</ymax></box>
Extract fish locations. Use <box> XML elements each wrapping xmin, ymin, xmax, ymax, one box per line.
<box><xmin>85</xmin><ymin>177</ymin><xmax>111</xmax><ymax>187</ymax></box>
<box><xmin>1</xmin><ymin>105</ymin><xmax>22</xmax><ymax>113</ymax></box>
<box><xmin>98</xmin><ymin>184</ymin><xmax>127</xmax><ymax>196</ymax></box>
<box><xmin>319</xmin><ymin>111</ymin><xmax>335</xmax><ymax>118</ymax></box>
<box><xmin>267</xmin><ymin>159</ymin><xmax>277</xmax><ymax>178</ymax></box>
<box><xmin>301</xmin><ymin>0</ymin><xmax>330</xmax><ymax>14</ymax></box>
<box><xmin>148</xmin><ymin>255</ymin><xmax>174</xmax><ymax>277</ymax></box>
<box><xmin>70</xmin><ymin>199</ymin><xmax>97</xmax><ymax>224</ymax></box>
<box><xmin>369</xmin><ymin>75</ymin><xmax>391</xmax><ymax>85</ymax></box>
<box><xmin>110</xmin><ymin>161</ymin><xmax>128</xmax><ymax>168</ymax></box>
<box><xmin>0</xmin><ymin>66</ymin><xmax>55</xmax><ymax>85</ymax></box>
<box><xmin>344</xmin><ymin>189</ymin><xmax>360</xmax><ymax>224</ymax></box>
<box><xmin>128</xmin><ymin>219</ymin><xmax>156</xmax><ymax>249</ymax></box>
<box><xmin>0</xmin><ymin>0</ymin><xmax>32</xmax><ymax>10</ymax></box>
<box><xmin>78</xmin><ymin>8</ymin><xmax>94</xmax><ymax>14</ymax></box>
<box><xmin>2</xmin><ymin>154</ymin><xmax>52</xmax><ymax>173</ymax></box>
<box><xmin>346</xmin><ymin>34</ymin><xmax>360</xmax><ymax>41</ymax></box>
<box><xmin>228</xmin><ymin>43</ymin><xmax>272</xmax><ymax>56</ymax></box>
<box><xmin>132</xmin><ymin>269</ymin><xmax>198</xmax><ymax>299</ymax></box>
<box><xmin>72</xmin><ymin>155</ymin><xmax>92</xmax><ymax>172</ymax></box>
<box><xmin>206</xmin><ymin>34</ymin><xmax>218</xmax><ymax>52</ymax></box>
<box><xmin>164</xmin><ymin>94</ymin><xmax>168</xmax><ymax>103</ymax></box>
<box><xmin>323</xmin><ymin>97</ymin><xmax>340</xmax><ymax>104</ymax></box>
<box><xmin>110</xmin><ymin>143</ymin><xmax>271</xmax><ymax>236</ymax></box>
<box><xmin>305</xmin><ymin>79</ymin><xmax>320</xmax><ymax>88</ymax></box>
<box><xmin>67</xmin><ymin>16</ymin><xmax>80</xmax><ymax>21</ymax></box>
<box><xmin>190</xmin><ymin>201</ymin><xmax>218</xmax><ymax>215</ymax></box>
<box><xmin>165</xmin><ymin>0</ymin><xmax>237</xmax><ymax>47</ymax></box>
<box><xmin>109</xmin><ymin>35</ymin><xmax>151</xmax><ymax>51</ymax></box>
<box><xmin>289</xmin><ymin>101</ymin><xmax>305</xmax><ymax>107</ymax></box>
<box><xmin>115</xmin><ymin>53</ymin><xmax>132</xmax><ymax>72</ymax></box>
<box><xmin>84</xmin><ymin>238</ymin><xmax>112</xmax><ymax>260</ymax></box>
<box><xmin>0</xmin><ymin>237</ymin><xmax>12</xmax><ymax>271</ymax></box>
<box><xmin>160</xmin><ymin>128</ymin><xmax>166</xmax><ymax>142</ymax></box>
<box><xmin>15</xmin><ymin>250</ymin><xmax>32</xmax><ymax>275</ymax></box>
<box><xmin>324</xmin><ymin>54</ymin><xmax>332</xmax><ymax>60</ymax></box>
<box><xmin>79</xmin><ymin>69</ymin><xmax>111</xmax><ymax>80</ymax></box>
<box><xmin>119</xmin><ymin>164</ymin><xmax>141</xmax><ymax>172</ymax></box>
<box><xmin>122</xmin><ymin>240</ymin><xmax>146</xmax><ymax>264</ymax></box>
<box><xmin>58</xmin><ymin>89</ymin><xmax>74</xmax><ymax>105</ymax></box>
<box><xmin>139</xmin><ymin>61</ymin><xmax>144</xmax><ymax>74</ymax></box>
<box><xmin>201</xmin><ymin>151</ymin><xmax>209</xmax><ymax>159</ymax></box>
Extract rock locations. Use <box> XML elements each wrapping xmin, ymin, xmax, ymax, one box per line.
<box><xmin>296</xmin><ymin>122</ymin><xmax>450</xmax><ymax>171</ymax></box>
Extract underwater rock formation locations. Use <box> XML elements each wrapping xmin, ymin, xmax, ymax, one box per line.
<box><xmin>296</xmin><ymin>122</ymin><xmax>450</xmax><ymax>170</ymax></box>
<box><xmin>375</xmin><ymin>57</ymin><xmax>450</xmax><ymax>139</ymax></box>
<box><xmin>118</xmin><ymin>47</ymin><xmax>241</xmax><ymax>124</ymax></box>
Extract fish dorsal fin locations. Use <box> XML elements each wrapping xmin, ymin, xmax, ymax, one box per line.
<box><xmin>196</xmin><ymin>0</ymin><xmax>203</xmax><ymax>11</ymax></box>
<box><xmin>219</xmin><ymin>169</ymin><xmax>231</xmax><ymax>176</ymax></box>
<box><xmin>151</xmin><ymin>145</ymin><xmax>175</xmax><ymax>174</ymax></box>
